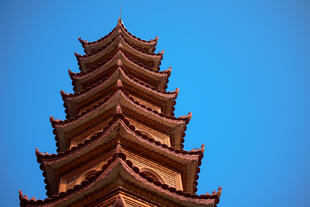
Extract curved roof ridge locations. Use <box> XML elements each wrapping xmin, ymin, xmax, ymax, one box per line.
<box><xmin>20</xmin><ymin>152</ymin><xmax>221</xmax><ymax>206</ymax></box>
<box><xmin>63</xmin><ymin>69</ymin><xmax>176</xmax><ymax>119</ymax></box>
<box><xmin>80</xmin><ymin>18</ymin><xmax>157</xmax><ymax>48</ymax></box>
<box><xmin>79</xmin><ymin>33</ymin><xmax>162</xmax><ymax>61</ymax></box>
<box><xmin>63</xmin><ymin>67</ymin><xmax>121</xmax><ymax>99</ymax></box>
<box><xmin>78</xmin><ymin>25</ymin><xmax>117</xmax><ymax>47</ymax></box>
<box><xmin>76</xmin><ymin>43</ymin><xmax>161</xmax><ymax>72</ymax></box>
<box><xmin>52</xmin><ymin>88</ymin><xmax>189</xmax><ymax>129</ymax></box>
<box><xmin>63</xmin><ymin>67</ymin><xmax>176</xmax><ymax>102</ymax></box>
<box><xmin>55</xmin><ymin>89</ymin><xmax>188</xmax><ymax>148</ymax></box>
<box><xmin>122</xmin><ymin>67</ymin><xmax>174</xmax><ymax>96</ymax></box>
<box><xmin>119</xmin><ymin>18</ymin><xmax>158</xmax><ymax>44</ymax></box>
<box><xmin>54</xmin><ymin>88</ymin><xmax>187</xmax><ymax>152</ymax></box>
<box><xmin>71</xmin><ymin>50</ymin><xmax>166</xmax><ymax>83</ymax></box>
<box><xmin>38</xmin><ymin>115</ymin><xmax>202</xmax><ymax>163</ymax></box>
<box><xmin>37</xmin><ymin>112</ymin><xmax>202</xmax><ymax>197</ymax></box>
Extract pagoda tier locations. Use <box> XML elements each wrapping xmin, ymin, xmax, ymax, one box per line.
<box><xmin>20</xmin><ymin>18</ymin><xmax>222</xmax><ymax>207</ymax></box>
<box><xmin>20</xmin><ymin>150</ymin><xmax>221</xmax><ymax>207</ymax></box>
<box><xmin>37</xmin><ymin>111</ymin><xmax>203</xmax><ymax>196</ymax></box>
<box><xmin>69</xmin><ymin>52</ymin><xmax>171</xmax><ymax>92</ymax></box>
<box><xmin>62</xmin><ymin>67</ymin><xmax>177</xmax><ymax>119</ymax></box>
<box><xmin>76</xmin><ymin>34</ymin><xmax>163</xmax><ymax>73</ymax></box>
<box><xmin>80</xmin><ymin>18</ymin><xmax>158</xmax><ymax>55</ymax></box>
<box><xmin>51</xmin><ymin>88</ymin><xmax>190</xmax><ymax>152</ymax></box>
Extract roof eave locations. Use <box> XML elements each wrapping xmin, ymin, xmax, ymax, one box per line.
<box><xmin>20</xmin><ymin>153</ymin><xmax>221</xmax><ymax>207</ymax></box>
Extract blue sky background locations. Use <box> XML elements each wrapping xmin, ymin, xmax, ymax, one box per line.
<box><xmin>1</xmin><ymin>0</ymin><xmax>310</xmax><ymax>206</ymax></box>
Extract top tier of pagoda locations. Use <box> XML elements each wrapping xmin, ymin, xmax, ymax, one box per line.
<box><xmin>19</xmin><ymin>18</ymin><xmax>222</xmax><ymax>207</ymax></box>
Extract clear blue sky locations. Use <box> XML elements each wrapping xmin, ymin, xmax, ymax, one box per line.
<box><xmin>1</xmin><ymin>0</ymin><xmax>310</xmax><ymax>206</ymax></box>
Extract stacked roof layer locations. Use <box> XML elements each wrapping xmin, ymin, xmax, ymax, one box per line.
<box><xmin>19</xmin><ymin>19</ymin><xmax>222</xmax><ymax>207</ymax></box>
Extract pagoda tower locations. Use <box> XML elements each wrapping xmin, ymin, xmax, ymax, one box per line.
<box><xmin>19</xmin><ymin>19</ymin><xmax>222</xmax><ymax>207</ymax></box>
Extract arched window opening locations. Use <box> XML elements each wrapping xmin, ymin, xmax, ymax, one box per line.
<box><xmin>84</xmin><ymin>170</ymin><xmax>98</xmax><ymax>181</ymax></box>
<box><xmin>141</xmin><ymin>169</ymin><xmax>164</xmax><ymax>183</ymax></box>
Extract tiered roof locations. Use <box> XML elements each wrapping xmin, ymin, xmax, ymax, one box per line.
<box><xmin>76</xmin><ymin>35</ymin><xmax>163</xmax><ymax>72</ymax></box>
<box><xmin>19</xmin><ymin>18</ymin><xmax>222</xmax><ymax>207</ymax></box>
<box><xmin>80</xmin><ymin>18</ymin><xmax>158</xmax><ymax>54</ymax></box>
<box><xmin>20</xmin><ymin>153</ymin><xmax>222</xmax><ymax>207</ymax></box>
<box><xmin>69</xmin><ymin>55</ymin><xmax>171</xmax><ymax>93</ymax></box>
<box><xmin>63</xmin><ymin>66</ymin><xmax>176</xmax><ymax>119</ymax></box>
<box><xmin>37</xmin><ymin>109</ymin><xmax>202</xmax><ymax>196</ymax></box>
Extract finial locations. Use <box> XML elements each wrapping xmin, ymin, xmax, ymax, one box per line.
<box><xmin>49</xmin><ymin>116</ymin><xmax>55</xmax><ymax>123</ymax></box>
<box><xmin>117</xmin><ymin>17</ymin><xmax>122</xmax><ymax>28</ymax></box>
<box><xmin>201</xmin><ymin>144</ymin><xmax>205</xmax><ymax>154</ymax></box>
<box><xmin>217</xmin><ymin>186</ymin><xmax>223</xmax><ymax>196</ymax></box>
<box><xmin>18</xmin><ymin>190</ymin><xmax>23</xmax><ymax>198</ymax></box>
<box><xmin>74</xmin><ymin>52</ymin><xmax>82</xmax><ymax>58</ymax></box>
<box><xmin>120</xmin><ymin>5</ymin><xmax>122</xmax><ymax>20</ymax></box>
<box><xmin>117</xmin><ymin>59</ymin><xmax>123</xmax><ymax>66</ymax></box>
<box><xmin>162</xmin><ymin>67</ymin><xmax>171</xmax><ymax>74</ymax></box>
<box><xmin>68</xmin><ymin>69</ymin><xmax>76</xmax><ymax>77</ymax></box>
<box><xmin>19</xmin><ymin>190</ymin><xmax>28</xmax><ymax>200</ymax></box>
<box><xmin>117</xmin><ymin>79</ymin><xmax>123</xmax><ymax>88</ymax></box>
<box><xmin>187</xmin><ymin>112</ymin><xmax>192</xmax><ymax>120</ymax></box>
<box><xmin>114</xmin><ymin>103</ymin><xmax>122</xmax><ymax>114</ymax></box>
<box><xmin>35</xmin><ymin>148</ymin><xmax>42</xmax><ymax>156</ymax></box>
<box><xmin>175</xmin><ymin>88</ymin><xmax>180</xmax><ymax>98</ymax></box>
<box><xmin>78</xmin><ymin>37</ymin><xmax>85</xmax><ymax>45</ymax></box>
<box><xmin>60</xmin><ymin>90</ymin><xmax>68</xmax><ymax>97</ymax></box>
<box><xmin>115</xmin><ymin>104</ymin><xmax>122</xmax><ymax>115</ymax></box>
<box><xmin>116</xmin><ymin>140</ymin><xmax>123</xmax><ymax>154</ymax></box>
<box><xmin>35</xmin><ymin>148</ymin><xmax>44</xmax><ymax>156</ymax></box>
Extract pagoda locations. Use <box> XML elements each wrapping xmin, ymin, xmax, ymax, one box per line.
<box><xmin>19</xmin><ymin>18</ymin><xmax>222</xmax><ymax>207</ymax></box>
